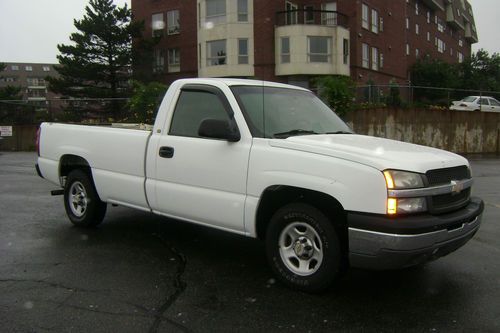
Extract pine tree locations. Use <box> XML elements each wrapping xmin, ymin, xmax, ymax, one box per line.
<box><xmin>48</xmin><ymin>0</ymin><xmax>142</xmax><ymax>115</ymax></box>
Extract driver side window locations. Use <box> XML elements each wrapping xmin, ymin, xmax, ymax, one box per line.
<box><xmin>169</xmin><ymin>89</ymin><xmax>230</xmax><ymax>138</ymax></box>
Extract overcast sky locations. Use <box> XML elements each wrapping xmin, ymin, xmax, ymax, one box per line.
<box><xmin>0</xmin><ymin>0</ymin><xmax>497</xmax><ymax>64</ymax></box>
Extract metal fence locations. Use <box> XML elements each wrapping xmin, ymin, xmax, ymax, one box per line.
<box><xmin>355</xmin><ymin>84</ymin><xmax>500</xmax><ymax>109</ymax></box>
<box><xmin>0</xmin><ymin>98</ymin><xmax>130</xmax><ymax>125</ymax></box>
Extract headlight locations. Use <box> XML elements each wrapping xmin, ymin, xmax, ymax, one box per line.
<box><xmin>383</xmin><ymin>170</ymin><xmax>426</xmax><ymax>215</ymax></box>
<box><xmin>383</xmin><ymin>170</ymin><xmax>424</xmax><ymax>189</ymax></box>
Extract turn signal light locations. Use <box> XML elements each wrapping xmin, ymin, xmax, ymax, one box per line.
<box><xmin>387</xmin><ymin>198</ymin><xmax>397</xmax><ymax>214</ymax></box>
<box><xmin>384</xmin><ymin>171</ymin><xmax>395</xmax><ymax>189</ymax></box>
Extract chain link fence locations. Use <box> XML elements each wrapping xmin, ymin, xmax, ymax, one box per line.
<box><xmin>355</xmin><ymin>85</ymin><xmax>500</xmax><ymax>110</ymax></box>
<box><xmin>0</xmin><ymin>98</ymin><xmax>131</xmax><ymax>125</ymax></box>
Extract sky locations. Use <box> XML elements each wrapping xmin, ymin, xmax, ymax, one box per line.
<box><xmin>0</xmin><ymin>0</ymin><xmax>498</xmax><ymax>64</ymax></box>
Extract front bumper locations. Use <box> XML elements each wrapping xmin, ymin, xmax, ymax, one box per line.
<box><xmin>347</xmin><ymin>197</ymin><xmax>484</xmax><ymax>270</ymax></box>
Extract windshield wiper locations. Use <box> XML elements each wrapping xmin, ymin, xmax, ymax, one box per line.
<box><xmin>324</xmin><ymin>131</ymin><xmax>353</xmax><ymax>134</ymax></box>
<box><xmin>272</xmin><ymin>129</ymin><xmax>318</xmax><ymax>138</ymax></box>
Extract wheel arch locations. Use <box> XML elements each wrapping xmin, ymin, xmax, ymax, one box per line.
<box><xmin>255</xmin><ymin>185</ymin><xmax>348</xmax><ymax>265</ymax></box>
<box><xmin>59</xmin><ymin>154</ymin><xmax>92</xmax><ymax>185</ymax></box>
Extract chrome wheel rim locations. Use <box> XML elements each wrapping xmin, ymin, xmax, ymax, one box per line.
<box><xmin>278</xmin><ymin>222</ymin><xmax>323</xmax><ymax>276</ymax></box>
<box><xmin>69</xmin><ymin>181</ymin><xmax>88</xmax><ymax>218</ymax></box>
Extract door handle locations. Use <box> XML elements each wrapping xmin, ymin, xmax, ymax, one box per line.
<box><xmin>159</xmin><ymin>146</ymin><xmax>174</xmax><ymax>158</ymax></box>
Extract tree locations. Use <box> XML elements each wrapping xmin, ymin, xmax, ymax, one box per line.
<box><xmin>459</xmin><ymin>49</ymin><xmax>500</xmax><ymax>93</ymax></box>
<box><xmin>126</xmin><ymin>81</ymin><xmax>168</xmax><ymax>124</ymax></box>
<box><xmin>314</xmin><ymin>75</ymin><xmax>355</xmax><ymax>117</ymax></box>
<box><xmin>48</xmin><ymin>0</ymin><xmax>142</xmax><ymax>116</ymax></box>
<box><xmin>0</xmin><ymin>63</ymin><xmax>27</xmax><ymax>124</ymax></box>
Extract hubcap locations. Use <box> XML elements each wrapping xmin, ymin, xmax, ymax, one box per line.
<box><xmin>69</xmin><ymin>181</ymin><xmax>88</xmax><ymax>218</ymax></box>
<box><xmin>278</xmin><ymin>222</ymin><xmax>323</xmax><ymax>276</ymax></box>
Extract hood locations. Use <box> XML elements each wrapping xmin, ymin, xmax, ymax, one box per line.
<box><xmin>269</xmin><ymin>134</ymin><xmax>468</xmax><ymax>173</ymax></box>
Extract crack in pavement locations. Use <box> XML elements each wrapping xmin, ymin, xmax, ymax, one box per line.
<box><xmin>148</xmin><ymin>233</ymin><xmax>190</xmax><ymax>333</ymax></box>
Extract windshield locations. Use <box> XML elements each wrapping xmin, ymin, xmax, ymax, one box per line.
<box><xmin>231</xmin><ymin>86</ymin><xmax>352</xmax><ymax>138</ymax></box>
<box><xmin>462</xmin><ymin>96</ymin><xmax>477</xmax><ymax>102</ymax></box>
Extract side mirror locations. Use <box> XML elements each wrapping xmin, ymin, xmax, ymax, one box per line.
<box><xmin>198</xmin><ymin>119</ymin><xmax>240</xmax><ymax>142</ymax></box>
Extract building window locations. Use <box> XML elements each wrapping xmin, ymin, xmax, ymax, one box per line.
<box><xmin>437</xmin><ymin>38</ymin><xmax>445</xmax><ymax>53</ymax></box>
<box><xmin>304</xmin><ymin>5</ymin><xmax>314</xmax><ymax>24</ymax></box>
<box><xmin>152</xmin><ymin>13</ymin><xmax>164</xmax><ymax>37</ymax></box>
<box><xmin>362</xmin><ymin>4</ymin><xmax>369</xmax><ymax>29</ymax></box>
<box><xmin>321</xmin><ymin>2</ymin><xmax>337</xmax><ymax>26</ymax></box>
<box><xmin>406</xmin><ymin>17</ymin><xmax>409</xmax><ymax>29</ymax></box>
<box><xmin>153</xmin><ymin>49</ymin><xmax>165</xmax><ymax>73</ymax></box>
<box><xmin>42</xmin><ymin>66</ymin><xmax>50</xmax><ymax>72</ymax></box>
<box><xmin>167</xmin><ymin>10</ymin><xmax>180</xmax><ymax>34</ymax></box>
<box><xmin>380</xmin><ymin>53</ymin><xmax>384</xmax><ymax>68</ymax></box>
<box><xmin>285</xmin><ymin>2</ymin><xmax>298</xmax><ymax>25</ymax></box>
<box><xmin>415</xmin><ymin>48</ymin><xmax>419</xmax><ymax>57</ymax></box>
<box><xmin>459</xmin><ymin>39</ymin><xmax>463</xmax><ymax>47</ymax></box>
<box><xmin>427</xmin><ymin>31</ymin><xmax>430</xmax><ymax>41</ymax></box>
<box><xmin>371</xmin><ymin>9</ymin><xmax>378</xmax><ymax>33</ymax></box>
<box><xmin>238</xmin><ymin>39</ymin><xmax>249</xmax><ymax>64</ymax></box>
<box><xmin>415</xmin><ymin>1</ymin><xmax>419</xmax><ymax>15</ymax></box>
<box><xmin>206</xmin><ymin>0</ymin><xmax>226</xmax><ymax>25</ymax></box>
<box><xmin>237</xmin><ymin>0</ymin><xmax>248</xmax><ymax>22</ymax></box>
<box><xmin>379</xmin><ymin>17</ymin><xmax>384</xmax><ymax>32</ymax></box>
<box><xmin>168</xmin><ymin>48</ymin><xmax>180</xmax><ymax>72</ymax></box>
<box><xmin>427</xmin><ymin>11</ymin><xmax>430</xmax><ymax>24</ymax></box>
<box><xmin>280</xmin><ymin>37</ymin><xmax>290</xmax><ymax>63</ymax></box>
<box><xmin>362</xmin><ymin>43</ymin><xmax>369</xmax><ymax>68</ymax></box>
<box><xmin>371</xmin><ymin>47</ymin><xmax>378</xmax><ymax>71</ymax></box>
<box><xmin>25</xmin><ymin>66</ymin><xmax>33</xmax><ymax>71</ymax></box>
<box><xmin>415</xmin><ymin>24</ymin><xmax>419</xmax><ymax>35</ymax></box>
<box><xmin>458</xmin><ymin>52</ymin><xmax>464</xmax><ymax>63</ymax></box>
<box><xmin>343</xmin><ymin>38</ymin><xmax>349</xmax><ymax>65</ymax></box>
<box><xmin>308</xmin><ymin>36</ymin><xmax>331</xmax><ymax>63</ymax></box>
<box><xmin>207</xmin><ymin>39</ymin><xmax>226</xmax><ymax>66</ymax></box>
<box><xmin>11</xmin><ymin>65</ymin><xmax>19</xmax><ymax>71</ymax></box>
<box><xmin>406</xmin><ymin>44</ymin><xmax>410</xmax><ymax>56</ymax></box>
<box><xmin>450</xmin><ymin>48</ymin><xmax>453</xmax><ymax>56</ymax></box>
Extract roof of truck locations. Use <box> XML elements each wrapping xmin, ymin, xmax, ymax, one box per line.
<box><xmin>173</xmin><ymin>78</ymin><xmax>310</xmax><ymax>92</ymax></box>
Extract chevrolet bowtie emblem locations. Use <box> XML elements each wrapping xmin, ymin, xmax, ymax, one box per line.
<box><xmin>450</xmin><ymin>180</ymin><xmax>464</xmax><ymax>195</ymax></box>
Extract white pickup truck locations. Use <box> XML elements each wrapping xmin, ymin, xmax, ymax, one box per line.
<box><xmin>36</xmin><ymin>78</ymin><xmax>484</xmax><ymax>292</ymax></box>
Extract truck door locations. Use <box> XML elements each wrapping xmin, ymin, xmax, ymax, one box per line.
<box><xmin>150</xmin><ymin>85</ymin><xmax>251</xmax><ymax>233</ymax></box>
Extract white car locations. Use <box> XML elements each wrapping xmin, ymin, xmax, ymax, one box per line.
<box><xmin>450</xmin><ymin>96</ymin><xmax>500</xmax><ymax>112</ymax></box>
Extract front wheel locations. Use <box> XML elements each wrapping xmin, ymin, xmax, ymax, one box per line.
<box><xmin>64</xmin><ymin>169</ymin><xmax>107</xmax><ymax>227</ymax></box>
<box><xmin>266</xmin><ymin>203</ymin><xmax>341</xmax><ymax>293</ymax></box>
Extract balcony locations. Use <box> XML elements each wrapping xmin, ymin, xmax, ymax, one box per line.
<box><xmin>275</xmin><ymin>9</ymin><xmax>348</xmax><ymax>29</ymax></box>
<box><xmin>275</xmin><ymin>10</ymin><xmax>350</xmax><ymax>77</ymax></box>
<box><xmin>465</xmin><ymin>22</ymin><xmax>478</xmax><ymax>43</ymax></box>
<box><xmin>446</xmin><ymin>3</ymin><xmax>464</xmax><ymax>30</ymax></box>
<box><xmin>421</xmin><ymin>0</ymin><xmax>445</xmax><ymax>11</ymax></box>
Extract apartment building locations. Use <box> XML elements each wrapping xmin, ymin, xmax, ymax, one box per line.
<box><xmin>131</xmin><ymin>0</ymin><xmax>477</xmax><ymax>87</ymax></box>
<box><xmin>0</xmin><ymin>62</ymin><xmax>59</xmax><ymax>106</ymax></box>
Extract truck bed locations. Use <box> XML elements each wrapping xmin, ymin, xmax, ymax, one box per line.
<box><xmin>38</xmin><ymin>123</ymin><xmax>152</xmax><ymax>210</ymax></box>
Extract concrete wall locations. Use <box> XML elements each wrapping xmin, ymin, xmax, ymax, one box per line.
<box><xmin>346</xmin><ymin>108</ymin><xmax>500</xmax><ymax>154</ymax></box>
<box><xmin>0</xmin><ymin>125</ymin><xmax>38</xmax><ymax>151</ymax></box>
<box><xmin>2</xmin><ymin>109</ymin><xmax>500</xmax><ymax>153</ymax></box>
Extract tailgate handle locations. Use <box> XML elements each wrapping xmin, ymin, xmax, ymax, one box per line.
<box><xmin>159</xmin><ymin>146</ymin><xmax>174</xmax><ymax>158</ymax></box>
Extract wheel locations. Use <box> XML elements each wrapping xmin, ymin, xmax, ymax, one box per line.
<box><xmin>266</xmin><ymin>203</ymin><xmax>341</xmax><ymax>293</ymax></box>
<box><xmin>64</xmin><ymin>169</ymin><xmax>107</xmax><ymax>227</ymax></box>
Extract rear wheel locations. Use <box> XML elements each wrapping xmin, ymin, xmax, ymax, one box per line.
<box><xmin>64</xmin><ymin>169</ymin><xmax>106</xmax><ymax>227</ymax></box>
<box><xmin>266</xmin><ymin>203</ymin><xmax>341</xmax><ymax>293</ymax></box>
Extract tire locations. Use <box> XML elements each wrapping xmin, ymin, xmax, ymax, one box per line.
<box><xmin>266</xmin><ymin>203</ymin><xmax>341</xmax><ymax>293</ymax></box>
<box><xmin>64</xmin><ymin>169</ymin><xmax>107</xmax><ymax>227</ymax></box>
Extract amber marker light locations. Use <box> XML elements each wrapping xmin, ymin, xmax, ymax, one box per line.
<box><xmin>387</xmin><ymin>198</ymin><xmax>397</xmax><ymax>215</ymax></box>
<box><xmin>384</xmin><ymin>171</ymin><xmax>394</xmax><ymax>189</ymax></box>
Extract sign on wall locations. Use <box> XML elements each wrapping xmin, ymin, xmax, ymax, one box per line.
<box><xmin>0</xmin><ymin>126</ymin><xmax>13</xmax><ymax>137</ymax></box>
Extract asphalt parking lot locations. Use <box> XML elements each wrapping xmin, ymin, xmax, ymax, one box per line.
<box><xmin>1</xmin><ymin>152</ymin><xmax>499</xmax><ymax>333</ymax></box>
